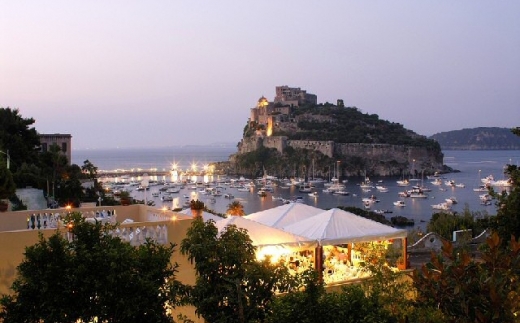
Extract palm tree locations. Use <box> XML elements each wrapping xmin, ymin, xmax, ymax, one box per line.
<box><xmin>226</xmin><ymin>200</ymin><xmax>245</xmax><ymax>216</ymax></box>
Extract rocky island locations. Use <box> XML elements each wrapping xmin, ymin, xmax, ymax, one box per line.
<box><xmin>223</xmin><ymin>86</ymin><xmax>444</xmax><ymax>179</ymax></box>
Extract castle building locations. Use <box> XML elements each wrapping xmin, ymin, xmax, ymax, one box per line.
<box><xmin>39</xmin><ymin>133</ymin><xmax>72</xmax><ymax>164</ymax></box>
<box><xmin>249</xmin><ymin>86</ymin><xmax>317</xmax><ymax>136</ymax></box>
<box><xmin>274</xmin><ymin>85</ymin><xmax>317</xmax><ymax>106</ymax></box>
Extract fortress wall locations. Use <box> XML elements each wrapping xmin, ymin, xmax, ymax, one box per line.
<box><xmin>334</xmin><ymin>143</ymin><xmax>443</xmax><ymax>176</ymax></box>
<box><xmin>287</xmin><ymin>140</ymin><xmax>334</xmax><ymax>157</ymax></box>
<box><xmin>237</xmin><ymin>137</ymin><xmax>263</xmax><ymax>154</ymax></box>
<box><xmin>263</xmin><ymin>136</ymin><xmax>287</xmax><ymax>153</ymax></box>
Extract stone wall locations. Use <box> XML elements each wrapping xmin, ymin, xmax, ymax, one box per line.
<box><xmin>236</xmin><ymin>136</ymin><xmax>443</xmax><ymax>176</ymax></box>
<box><xmin>287</xmin><ymin>140</ymin><xmax>334</xmax><ymax>157</ymax></box>
<box><xmin>263</xmin><ymin>136</ymin><xmax>287</xmax><ymax>152</ymax></box>
<box><xmin>334</xmin><ymin>143</ymin><xmax>444</xmax><ymax>176</ymax></box>
<box><xmin>237</xmin><ymin>136</ymin><xmax>263</xmax><ymax>154</ymax></box>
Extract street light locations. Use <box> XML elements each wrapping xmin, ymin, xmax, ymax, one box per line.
<box><xmin>0</xmin><ymin>150</ymin><xmax>9</xmax><ymax>169</ymax></box>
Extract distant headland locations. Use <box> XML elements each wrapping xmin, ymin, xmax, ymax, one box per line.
<box><xmin>429</xmin><ymin>127</ymin><xmax>520</xmax><ymax>150</ymax></box>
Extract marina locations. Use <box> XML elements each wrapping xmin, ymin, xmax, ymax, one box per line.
<box><xmin>84</xmin><ymin>149</ymin><xmax>520</xmax><ymax>232</ymax></box>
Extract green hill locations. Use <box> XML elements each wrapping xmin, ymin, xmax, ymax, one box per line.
<box><xmin>429</xmin><ymin>127</ymin><xmax>520</xmax><ymax>150</ymax></box>
<box><xmin>270</xmin><ymin>104</ymin><xmax>439</xmax><ymax>150</ymax></box>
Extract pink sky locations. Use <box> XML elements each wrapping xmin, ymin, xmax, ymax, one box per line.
<box><xmin>1</xmin><ymin>1</ymin><xmax>519</xmax><ymax>149</ymax></box>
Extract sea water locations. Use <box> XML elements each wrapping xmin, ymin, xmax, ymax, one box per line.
<box><xmin>73</xmin><ymin>148</ymin><xmax>520</xmax><ymax>231</ymax></box>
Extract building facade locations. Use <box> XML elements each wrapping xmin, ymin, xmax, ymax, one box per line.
<box><xmin>39</xmin><ymin>133</ymin><xmax>72</xmax><ymax>164</ymax></box>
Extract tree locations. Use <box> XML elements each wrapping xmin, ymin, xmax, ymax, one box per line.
<box><xmin>488</xmin><ymin>127</ymin><xmax>520</xmax><ymax>248</ymax></box>
<box><xmin>81</xmin><ymin>159</ymin><xmax>98</xmax><ymax>180</ymax></box>
<box><xmin>0</xmin><ymin>107</ymin><xmax>41</xmax><ymax>173</ymax></box>
<box><xmin>413</xmin><ymin>232</ymin><xmax>520</xmax><ymax>322</ymax></box>
<box><xmin>0</xmin><ymin>159</ymin><xmax>16</xmax><ymax>200</ymax></box>
<box><xmin>180</xmin><ymin>218</ymin><xmax>296</xmax><ymax>323</ymax></box>
<box><xmin>0</xmin><ymin>212</ymin><xmax>182</xmax><ymax>323</ymax></box>
<box><xmin>267</xmin><ymin>257</ymin><xmax>407</xmax><ymax>323</ymax></box>
<box><xmin>227</xmin><ymin>200</ymin><xmax>245</xmax><ymax>216</ymax></box>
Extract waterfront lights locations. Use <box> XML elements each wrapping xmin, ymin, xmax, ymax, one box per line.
<box><xmin>142</xmin><ymin>173</ymin><xmax>149</xmax><ymax>206</ymax></box>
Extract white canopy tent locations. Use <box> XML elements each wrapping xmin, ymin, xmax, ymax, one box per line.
<box><xmin>245</xmin><ymin>203</ymin><xmax>324</xmax><ymax>229</ymax></box>
<box><xmin>215</xmin><ymin>216</ymin><xmax>317</xmax><ymax>248</ymax></box>
<box><xmin>282</xmin><ymin>208</ymin><xmax>408</xmax><ymax>245</ymax></box>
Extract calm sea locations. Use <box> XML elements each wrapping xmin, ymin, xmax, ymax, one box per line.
<box><xmin>73</xmin><ymin>148</ymin><xmax>520</xmax><ymax>231</ymax></box>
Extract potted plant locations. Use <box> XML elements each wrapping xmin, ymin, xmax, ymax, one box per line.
<box><xmin>0</xmin><ymin>165</ymin><xmax>16</xmax><ymax>212</ymax></box>
<box><xmin>119</xmin><ymin>190</ymin><xmax>132</xmax><ymax>206</ymax></box>
<box><xmin>190</xmin><ymin>199</ymin><xmax>205</xmax><ymax>218</ymax></box>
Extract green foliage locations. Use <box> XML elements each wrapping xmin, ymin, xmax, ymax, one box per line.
<box><xmin>8</xmin><ymin>194</ymin><xmax>27</xmax><ymax>211</ymax></box>
<box><xmin>284</xmin><ymin>104</ymin><xmax>440</xmax><ymax>150</ymax></box>
<box><xmin>12</xmin><ymin>162</ymin><xmax>41</xmax><ymax>189</ymax></box>
<box><xmin>489</xmin><ymin>163</ymin><xmax>520</xmax><ymax>248</ymax></box>
<box><xmin>0</xmin><ymin>212</ymin><xmax>182</xmax><ymax>322</ymax></box>
<box><xmin>427</xmin><ymin>205</ymin><xmax>490</xmax><ymax>241</ymax></box>
<box><xmin>0</xmin><ymin>107</ymin><xmax>41</xmax><ymax>173</ymax></box>
<box><xmin>180</xmin><ymin>219</ymin><xmax>296</xmax><ymax>323</ymax></box>
<box><xmin>0</xmin><ymin>160</ymin><xmax>16</xmax><ymax>200</ymax></box>
<box><xmin>189</xmin><ymin>199</ymin><xmax>205</xmax><ymax>210</ymax></box>
<box><xmin>413</xmin><ymin>232</ymin><xmax>520</xmax><ymax>322</ymax></box>
<box><xmin>267</xmin><ymin>266</ymin><xmax>397</xmax><ymax>323</ymax></box>
<box><xmin>227</xmin><ymin>200</ymin><xmax>245</xmax><ymax>216</ymax></box>
<box><xmin>81</xmin><ymin>159</ymin><xmax>98</xmax><ymax>180</ymax></box>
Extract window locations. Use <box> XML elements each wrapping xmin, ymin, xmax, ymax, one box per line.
<box><xmin>62</xmin><ymin>142</ymin><xmax>67</xmax><ymax>153</ymax></box>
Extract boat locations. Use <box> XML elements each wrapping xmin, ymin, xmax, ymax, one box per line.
<box><xmin>152</xmin><ymin>192</ymin><xmax>160</xmax><ymax>197</ymax></box>
<box><xmin>491</xmin><ymin>179</ymin><xmax>513</xmax><ymax>187</ymax></box>
<box><xmin>308</xmin><ymin>191</ymin><xmax>319</xmax><ymax>198</ymax></box>
<box><xmin>393</xmin><ymin>200</ymin><xmax>406</xmax><ymax>207</ymax></box>
<box><xmin>375</xmin><ymin>185</ymin><xmax>389</xmax><ymax>193</ymax></box>
<box><xmin>430</xmin><ymin>178</ymin><xmax>442</xmax><ymax>186</ymax></box>
<box><xmin>455</xmin><ymin>183</ymin><xmax>466</xmax><ymax>188</ymax></box>
<box><xmin>293</xmin><ymin>196</ymin><xmax>304</xmax><ymax>203</ymax></box>
<box><xmin>332</xmin><ymin>190</ymin><xmax>349</xmax><ymax>196</ymax></box>
<box><xmin>398</xmin><ymin>191</ymin><xmax>410</xmax><ymax>198</ymax></box>
<box><xmin>396</xmin><ymin>179</ymin><xmax>410</xmax><ymax>187</ymax></box>
<box><xmin>410</xmin><ymin>191</ymin><xmax>428</xmax><ymax>198</ymax></box>
<box><xmin>362</xmin><ymin>195</ymin><xmax>380</xmax><ymax>204</ymax></box>
<box><xmin>479</xmin><ymin>194</ymin><xmax>492</xmax><ymax>202</ymax></box>
<box><xmin>473</xmin><ymin>186</ymin><xmax>488</xmax><ymax>192</ymax></box>
<box><xmin>161</xmin><ymin>195</ymin><xmax>173</xmax><ymax>201</ymax></box>
<box><xmin>298</xmin><ymin>184</ymin><xmax>313</xmax><ymax>193</ymax></box>
<box><xmin>431</xmin><ymin>202</ymin><xmax>451</xmax><ymax>211</ymax></box>
<box><xmin>445</xmin><ymin>197</ymin><xmax>458</xmax><ymax>204</ymax></box>
<box><xmin>426</xmin><ymin>171</ymin><xmax>441</xmax><ymax>179</ymax></box>
<box><xmin>445</xmin><ymin>180</ymin><xmax>456</xmax><ymax>187</ymax></box>
<box><xmin>224</xmin><ymin>193</ymin><xmax>234</xmax><ymax>199</ymax></box>
<box><xmin>167</xmin><ymin>187</ymin><xmax>180</xmax><ymax>194</ymax></box>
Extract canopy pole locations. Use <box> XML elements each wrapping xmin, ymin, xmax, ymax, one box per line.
<box><xmin>402</xmin><ymin>237</ymin><xmax>408</xmax><ymax>270</ymax></box>
<box><xmin>347</xmin><ymin>243</ymin><xmax>352</xmax><ymax>265</ymax></box>
<box><xmin>315</xmin><ymin>245</ymin><xmax>323</xmax><ymax>282</ymax></box>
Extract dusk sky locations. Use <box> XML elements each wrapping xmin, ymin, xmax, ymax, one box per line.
<box><xmin>2</xmin><ymin>1</ymin><xmax>519</xmax><ymax>150</ymax></box>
